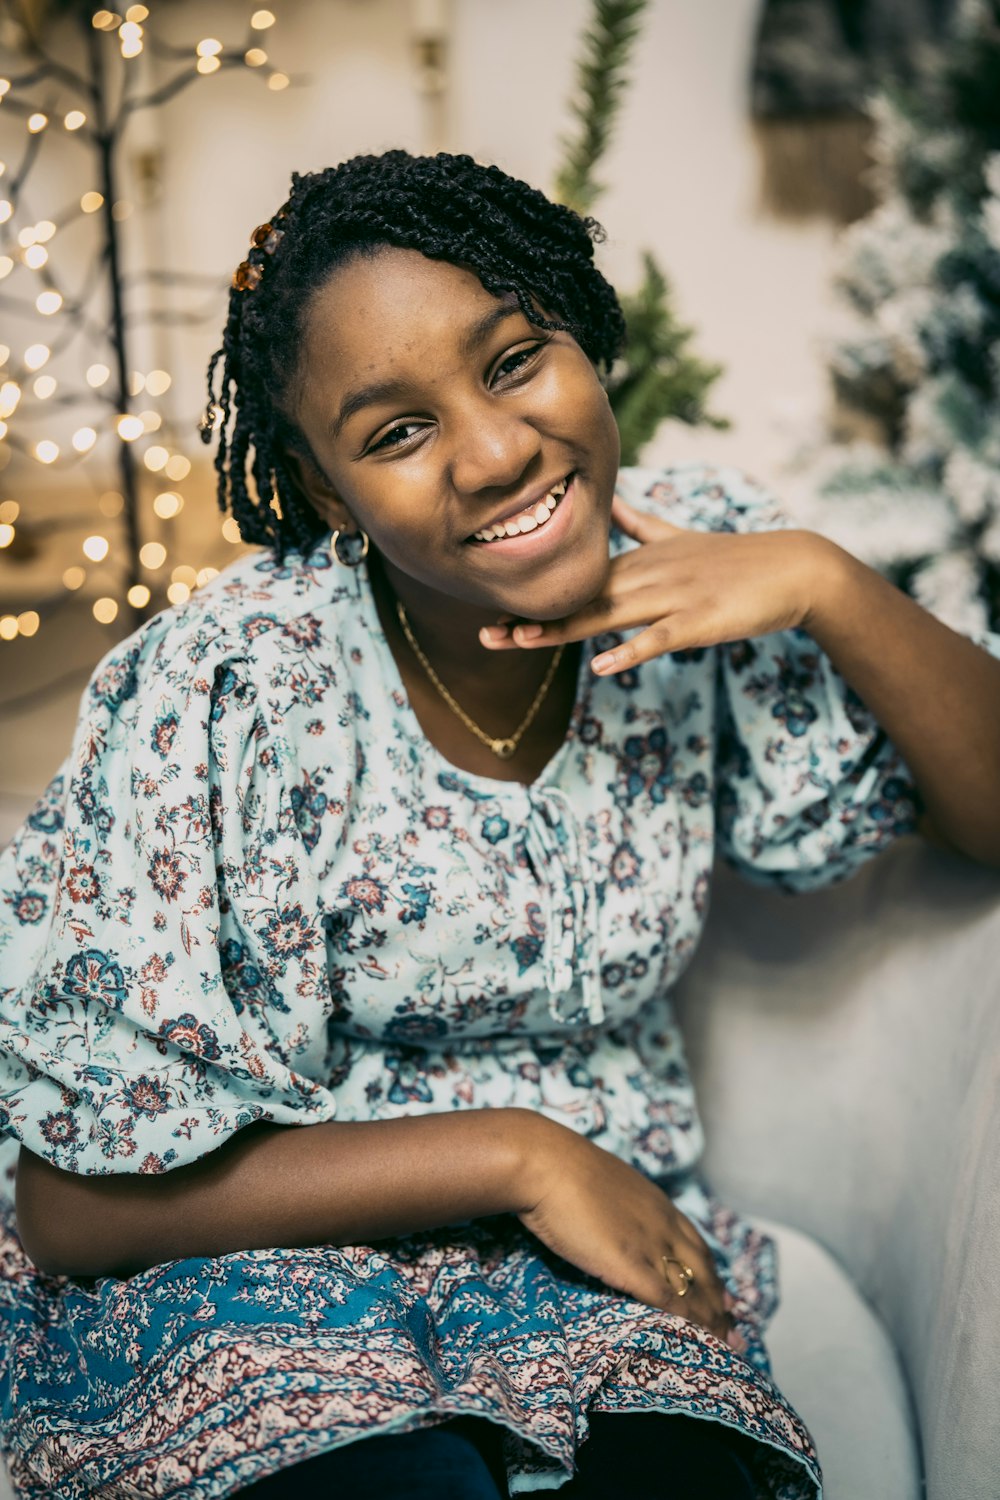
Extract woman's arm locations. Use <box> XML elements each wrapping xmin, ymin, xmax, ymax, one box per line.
<box><xmin>800</xmin><ymin>538</ymin><xmax>1000</xmax><ymax>868</ymax></box>
<box><xmin>15</xmin><ymin>1108</ymin><xmax>739</xmax><ymax>1343</ymax></box>
<box><xmin>15</xmin><ymin>1108</ymin><xmax>542</xmax><ymax>1279</ymax></box>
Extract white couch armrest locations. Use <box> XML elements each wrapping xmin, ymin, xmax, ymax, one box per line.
<box><xmin>673</xmin><ymin>837</ymin><xmax>1000</xmax><ymax>1500</ymax></box>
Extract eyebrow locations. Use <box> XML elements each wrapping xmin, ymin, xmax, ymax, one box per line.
<box><xmin>330</xmin><ymin>377</ymin><xmax>413</xmax><ymax>441</ymax></box>
<box><xmin>330</xmin><ymin>301</ymin><xmax>526</xmax><ymax>441</ymax></box>
<box><xmin>458</xmin><ymin>299</ymin><xmax>523</xmax><ymax>358</ymax></box>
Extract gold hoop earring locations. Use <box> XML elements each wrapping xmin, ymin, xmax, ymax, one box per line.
<box><xmin>331</xmin><ymin>528</ymin><xmax>370</xmax><ymax>568</ymax></box>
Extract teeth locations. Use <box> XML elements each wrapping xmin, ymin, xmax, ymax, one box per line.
<box><xmin>473</xmin><ymin>475</ymin><xmax>571</xmax><ymax>543</ymax></box>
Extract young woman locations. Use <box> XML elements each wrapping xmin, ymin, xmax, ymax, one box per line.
<box><xmin>1</xmin><ymin>150</ymin><xmax>998</xmax><ymax>1500</ymax></box>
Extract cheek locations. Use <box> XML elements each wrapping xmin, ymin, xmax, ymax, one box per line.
<box><xmin>337</xmin><ymin>471</ymin><xmax>449</xmax><ymax>565</ymax></box>
<box><xmin>543</xmin><ymin>356</ymin><xmax>620</xmax><ymax>462</ymax></box>
<box><xmin>536</xmin><ymin>354</ymin><xmax>599</xmax><ymax>413</ymax></box>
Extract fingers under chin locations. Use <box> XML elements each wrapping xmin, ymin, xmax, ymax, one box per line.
<box><xmin>478</xmin><ymin>629</ymin><xmax>523</xmax><ymax>651</ymax></box>
<box><xmin>592</xmin><ymin>623</ymin><xmax>683</xmax><ymax>674</ymax></box>
<box><xmin>610</xmin><ymin>497</ymin><xmax>678</xmax><ymax>541</ymax></box>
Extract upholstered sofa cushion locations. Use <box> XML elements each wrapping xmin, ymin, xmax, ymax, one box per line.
<box><xmin>676</xmin><ymin>841</ymin><xmax>1000</xmax><ymax>1500</ymax></box>
<box><xmin>760</xmin><ymin>1217</ymin><xmax>920</xmax><ymax>1500</ymax></box>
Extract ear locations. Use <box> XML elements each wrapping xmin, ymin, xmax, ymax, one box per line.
<box><xmin>283</xmin><ymin>448</ymin><xmax>356</xmax><ymax>532</ymax></box>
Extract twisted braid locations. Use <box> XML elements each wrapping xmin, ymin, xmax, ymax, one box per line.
<box><xmin>204</xmin><ymin>150</ymin><xmax>626</xmax><ymax>558</ymax></box>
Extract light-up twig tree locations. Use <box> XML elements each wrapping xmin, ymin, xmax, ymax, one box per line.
<box><xmin>0</xmin><ymin>1</ymin><xmax>291</xmax><ymax>647</ymax></box>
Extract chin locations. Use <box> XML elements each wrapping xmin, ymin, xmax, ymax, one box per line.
<box><xmin>507</xmin><ymin>545</ymin><xmax>612</xmax><ymax>621</ymax></box>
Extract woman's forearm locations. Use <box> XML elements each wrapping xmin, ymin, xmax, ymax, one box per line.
<box><xmin>15</xmin><ymin>1107</ymin><xmax>548</xmax><ymax>1279</ymax></box>
<box><xmin>801</xmin><ymin>536</ymin><xmax>1000</xmax><ymax>868</ymax></box>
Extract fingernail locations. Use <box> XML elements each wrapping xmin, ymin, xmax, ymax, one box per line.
<box><xmin>513</xmin><ymin>623</ymin><xmax>543</xmax><ymax>641</ymax></box>
<box><xmin>726</xmin><ymin>1329</ymin><xmax>748</xmax><ymax>1354</ymax></box>
<box><xmin>592</xmin><ymin>651</ymin><xmax>617</xmax><ymax>673</ymax></box>
<box><xmin>480</xmin><ymin>625</ymin><xmax>509</xmax><ymax>642</ymax></box>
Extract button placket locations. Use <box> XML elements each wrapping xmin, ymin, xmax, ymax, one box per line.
<box><xmin>526</xmin><ymin>786</ymin><xmax>604</xmax><ymax>1028</ymax></box>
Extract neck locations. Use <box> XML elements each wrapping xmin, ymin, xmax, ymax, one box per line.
<box><xmin>367</xmin><ymin>549</ymin><xmax>580</xmax><ymax>783</ymax></box>
<box><xmin>370</xmin><ymin>551</ymin><xmax>555</xmax><ymax>701</ymax></box>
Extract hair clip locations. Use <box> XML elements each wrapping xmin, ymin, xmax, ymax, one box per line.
<box><xmin>232</xmin><ymin>216</ymin><xmax>287</xmax><ymax>292</ymax></box>
<box><xmin>251</xmin><ymin>221</ymin><xmax>284</xmax><ymax>254</ymax></box>
<box><xmin>232</xmin><ymin>259</ymin><xmax>263</xmax><ymax>292</ymax></box>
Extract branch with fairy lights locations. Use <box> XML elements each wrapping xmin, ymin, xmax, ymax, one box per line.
<box><xmin>0</xmin><ymin>3</ymin><xmax>292</xmax><ymax>652</ymax></box>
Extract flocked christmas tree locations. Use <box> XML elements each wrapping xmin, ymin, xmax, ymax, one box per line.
<box><xmin>797</xmin><ymin>0</ymin><xmax>1000</xmax><ymax>633</ymax></box>
<box><xmin>554</xmin><ymin>0</ymin><xmax>727</xmax><ymax>465</ymax></box>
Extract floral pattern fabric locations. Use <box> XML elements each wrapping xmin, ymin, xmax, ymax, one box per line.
<box><xmin>1</xmin><ymin>463</ymin><xmax>992</xmax><ymax>1499</ymax></box>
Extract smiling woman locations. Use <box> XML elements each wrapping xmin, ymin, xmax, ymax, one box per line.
<box><xmin>2</xmin><ymin>149</ymin><xmax>1000</xmax><ymax>1500</ymax></box>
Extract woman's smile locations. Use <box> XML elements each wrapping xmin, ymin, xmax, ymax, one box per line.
<box><xmin>468</xmin><ymin>471</ymin><xmax>572</xmax><ymax>547</ymax></box>
<box><xmin>460</xmin><ymin>469</ymin><xmax>586</xmax><ymax>575</ymax></box>
<box><xmin>291</xmin><ymin>246</ymin><xmax>620</xmax><ymax>629</ymax></box>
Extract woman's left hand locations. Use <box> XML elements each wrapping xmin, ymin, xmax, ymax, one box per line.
<box><xmin>480</xmin><ymin>495</ymin><xmax>833</xmax><ymax>674</ymax></box>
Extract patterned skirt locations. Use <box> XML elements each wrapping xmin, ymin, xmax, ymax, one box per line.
<box><xmin>0</xmin><ymin>1179</ymin><xmax>821</xmax><ymax>1499</ymax></box>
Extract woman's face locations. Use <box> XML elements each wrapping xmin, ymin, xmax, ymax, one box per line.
<box><xmin>290</xmin><ymin>246</ymin><xmax>621</xmax><ymax>624</ymax></box>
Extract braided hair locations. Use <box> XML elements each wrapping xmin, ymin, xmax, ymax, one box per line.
<box><xmin>203</xmin><ymin>150</ymin><xmax>626</xmax><ymax>559</ymax></box>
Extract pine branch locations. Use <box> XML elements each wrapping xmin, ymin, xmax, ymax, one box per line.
<box><xmin>554</xmin><ymin>0</ymin><xmax>649</xmax><ymax>215</ymax></box>
<box><xmin>551</xmin><ymin>4</ymin><xmax>726</xmax><ymax>459</ymax></box>
<box><xmin>607</xmin><ymin>252</ymin><xmax>728</xmax><ymax>463</ymax></box>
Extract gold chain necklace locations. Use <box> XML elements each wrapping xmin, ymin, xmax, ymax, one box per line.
<box><xmin>395</xmin><ymin>601</ymin><xmax>565</xmax><ymax>761</ymax></box>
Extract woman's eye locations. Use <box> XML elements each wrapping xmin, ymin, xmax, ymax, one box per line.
<box><xmin>493</xmin><ymin>344</ymin><xmax>544</xmax><ymax>382</ymax></box>
<box><xmin>368</xmin><ymin>421</ymin><xmax>424</xmax><ymax>454</ymax></box>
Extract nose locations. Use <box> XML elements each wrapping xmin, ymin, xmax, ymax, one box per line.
<box><xmin>446</xmin><ymin>398</ymin><xmax>542</xmax><ymax>497</ymax></box>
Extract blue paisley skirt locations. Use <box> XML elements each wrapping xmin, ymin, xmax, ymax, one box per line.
<box><xmin>0</xmin><ymin>1183</ymin><xmax>821</xmax><ymax>1498</ymax></box>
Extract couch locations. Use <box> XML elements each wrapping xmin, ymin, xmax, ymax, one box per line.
<box><xmin>673</xmin><ymin>837</ymin><xmax>1000</xmax><ymax>1499</ymax></box>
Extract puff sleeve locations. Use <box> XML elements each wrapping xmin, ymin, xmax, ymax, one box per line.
<box><xmin>710</xmin><ymin>469</ymin><xmax>1000</xmax><ymax>893</ymax></box>
<box><xmin>0</xmin><ymin>610</ymin><xmax>337</xmax><ymax>1175</ymax></box>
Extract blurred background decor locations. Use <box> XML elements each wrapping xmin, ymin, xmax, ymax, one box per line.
<box><xmin>0</xmin><ymin>0</ymin><xmax>294</xmax><ymax>656</ymax></box>
<box><xmin>553</xmin><ymin>0</ymin><xmax>728</xmax><ymax>462</ymax></box>
<box><xmin>786</xmin><ymin>0</ymin><xmax>1000</xmax><ymax>634</ymax></box>
<box><xmin>749</xmin><ymin>0</ymin><xmax>957</xmax><ymax>223</ymax></box>
<box><xmin>3</xmin><ymin>0</ymin><xmax>999</xmax><ymax>840</ymax></box>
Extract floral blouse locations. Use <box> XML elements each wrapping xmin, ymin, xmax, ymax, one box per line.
<box><xmin>0</xmin><ymin>463</ymin><xmax>934</xmax><ymax>1182</ymax></box>
<box><xmin>4</xmin><ymin>462</ymin><xmax>999</xmax><ymax>1500</ymax></box>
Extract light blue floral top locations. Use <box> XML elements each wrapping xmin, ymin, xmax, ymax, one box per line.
<box><xmin>0</xmin><ymin>464</ymin><xmax>981</xmax><ymax>1187</ymax></box>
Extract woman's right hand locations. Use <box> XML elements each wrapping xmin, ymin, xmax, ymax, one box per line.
<box><xmin>512</xmin><ymin>1113</ymin><xmax>740</xmax><ymax>1347</ymax></box>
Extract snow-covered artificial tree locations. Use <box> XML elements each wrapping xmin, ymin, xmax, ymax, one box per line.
<box><xmin>796</xmin><ymin>0</ymin><xmax>1000</xmax><ymax>633</ymax></box>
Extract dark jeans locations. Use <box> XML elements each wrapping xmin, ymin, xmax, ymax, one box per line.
<box><xmin>235</xmin><ymin>1411</ymin><xmax>757</xmax><ymax>1498</ymax></box>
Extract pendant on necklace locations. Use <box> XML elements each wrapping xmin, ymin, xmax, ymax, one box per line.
<box><xmin>491</xmin><ymin>737</ymin><xmax>517</xmax><ymax>760</ymax></box>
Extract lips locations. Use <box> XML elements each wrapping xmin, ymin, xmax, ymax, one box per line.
<box><xmin>467</xmin><ymin>473</ymin><xmax>573</xmax><ymax>544</ymax></box>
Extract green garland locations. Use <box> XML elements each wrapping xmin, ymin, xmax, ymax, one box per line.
<box><xmin>554</xmin><ymin>0</ymin><xmax>648</xmax><ymax>217</ymax></box>
<box><xmin>609</xmin><ymin>254</ymin><xmax>728</xmax><ymax>465</ymax></box>
<box><xmin>554</xmin><ymin>0</ymin><xmax>727</xmax><ymax>463</ymax></box>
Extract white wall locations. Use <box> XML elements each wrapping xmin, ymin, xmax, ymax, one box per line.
<box><xmin>449</xmin><ymin>0</ymin><xmax>843</xmax><ymax>483</ymax></box>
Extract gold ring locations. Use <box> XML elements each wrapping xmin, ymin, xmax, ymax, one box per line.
<box><xmin>661</xmin><ymin>1255</ymin><xmax>695</xmax><ymax>1297</ymax></box>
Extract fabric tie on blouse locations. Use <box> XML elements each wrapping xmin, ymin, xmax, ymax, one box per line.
<box><xmin>524</xmin><ymin>786</ymin><xmax>604</xmax><ymax>1027</ymax></box>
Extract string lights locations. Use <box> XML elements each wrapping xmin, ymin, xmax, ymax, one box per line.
<box><xmin>0</xmin><ymin>6</ymin><xmax>292</xmax><ymax>655</ymax></box>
